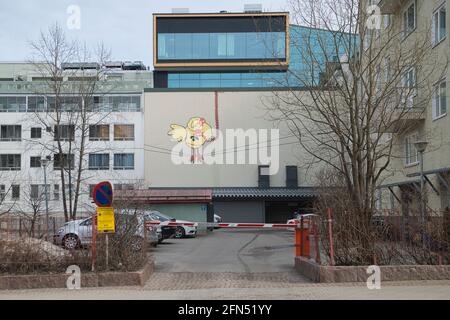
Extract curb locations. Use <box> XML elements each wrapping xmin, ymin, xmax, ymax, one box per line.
<box><xmin>295</xmin><ymin>256</ymin><xmax>450</xmax><ymax>282</ymax></box>
<box><xmin>0</xmin><ymin>260</ymin><xmax>154</xmax><ymax>290</ymax></box>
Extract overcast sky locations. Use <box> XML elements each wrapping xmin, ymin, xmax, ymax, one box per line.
<box><xmin>0</xmin><ymin>0</ymin><xmax>287</xmax><ymax>68</ymax></box>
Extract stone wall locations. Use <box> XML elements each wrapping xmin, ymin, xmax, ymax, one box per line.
<box><xmin>295</xmin><ymin>257</ymin><xmax>450</xmax><ymax>282</ymax></box>
<box><xmin>0</xmin><ymin>261</ymin><xmax>154</xmax><ymax>290</ymax></box>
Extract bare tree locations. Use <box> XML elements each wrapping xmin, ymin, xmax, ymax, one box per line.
<box><xmin>266</xmin><ymin>0</ymin><xmax>448</xmax><ymax>263</ymax></box>
<box><xmin>28</xmin><ymin>23</ymin><xmax>112</xmax><ymax>221</ymax></box>
<box><xmin>0</xmin><ymin>179</ymin><xmax>18</xmax><ymax>217</ymax></box>
<box><xmin>16</xmin><ymin>184</ymin><xmax>50</xmax><ymax>237</ymax></box>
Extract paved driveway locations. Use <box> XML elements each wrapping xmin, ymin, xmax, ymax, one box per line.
<box><xmin>153</xmin><ymin>228</ymin><xmax>299</xmax><ymax>273</ymax></box>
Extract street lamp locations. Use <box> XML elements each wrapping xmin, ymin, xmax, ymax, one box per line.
<box><xmin>414</xmin><ymin>140</ymin><xmax>428</xmax><ymax>247</ymax></box>
<box><xmin>41</xmin><ymin>157</ymin><xmax>50</xmax><ymax>239</ymax></box>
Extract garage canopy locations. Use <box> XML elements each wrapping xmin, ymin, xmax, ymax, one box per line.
<box><xmin>114</xmin><ymin>188</ymin><xmax>213</xmax><ymax>204</ymax></box>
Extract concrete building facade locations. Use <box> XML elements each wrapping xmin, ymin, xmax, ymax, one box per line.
<box><xmin>141</xmin><ymin>10</ymin><xmax>344</xmax><ymax>223</ymax></box>
<box><xmin>375</xmin><ymin>0</ymin><xmax>450</xmax><ymax>215</ymax></box>
<box><xmin>0</xmin><ymin>61</ymin><xmax>152</xmax><ymax>217</ymax></box>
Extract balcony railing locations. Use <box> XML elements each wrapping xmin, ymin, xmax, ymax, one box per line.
<box><xmin>377</xmin><ymin>0</ymin><xmax>404</xmax><ymax>14</ymax></box>
<box><xmin>384</xmin><ymin>106</ymin><xmax>426</xmax><ymax>132</ymax></box>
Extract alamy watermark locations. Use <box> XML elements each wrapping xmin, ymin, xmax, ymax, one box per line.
<box><xmin>366</xmin><ymin>265</ymin><xmax>381</xmax><ymax>290</ymax></box>
<box><xmin>66</xmin><ymin>265</ymin><xmax>81</xmax><ymax>289</ymax></box>
<box><xmin>67</xmin><ymin>5</ymin><xmax>81</xmax><ymax>30</ymax></box>
<box><xmin>169</xmin><ymin>127</ymin><xmax>280</xmax><ymax>175</ymax></box>
<box><xmin>366</xmin><ymin>5</ymin><xmax>382</xmax><ymax>30</ymax></box>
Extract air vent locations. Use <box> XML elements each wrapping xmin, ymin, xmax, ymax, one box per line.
<box><xmin>61</xmin><ymin>62</ymin><xmax>100</xmax><ymax>70</ymax></box>
<box><xmin>172</xmin><ymin>8</ymin><xmax>189</xmax><ymax>13</ymax></box>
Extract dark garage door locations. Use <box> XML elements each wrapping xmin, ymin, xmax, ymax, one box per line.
<box><xmin>213</xmin><ymin>201</ymin><xmax>264</xmax><ymax>223</ymax></box>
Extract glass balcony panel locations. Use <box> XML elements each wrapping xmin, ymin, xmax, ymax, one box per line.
<box><xmin>158</xmin><ymin>32</ymin><xmax>285</xmax><ymax>61</ymax></box>
<box><xmin>174</xmin><ymin>33</ymin><xmax>193</xmax><ymax>59</ymax></box>
<box><xmin>158</xmin><ymin>34</ymin><xmax>175</xmax><ymax>59</ymax></box>
<box><xmin>192</xmin><ymin>33</ymin><xmax>210</xmax><ymax>59</ymax></box>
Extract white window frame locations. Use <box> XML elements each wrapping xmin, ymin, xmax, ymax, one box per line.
<box><xmin>432</xmin><ymin>3</ymin><xmax>447</xmax><ymax>46</ymax></box>
<box><xmin>0</xmin><ymin>185</ymin><xmax>5</xmax><ymax>201</ymax></box>
<box><xmin>405</xmin><ymin>133</ymin><xmax>419</xmax><ymax>166</ymax></box>
<box><xmin>403</xmin><ymin>0</ymin><xmax>416</xmax><ymax>38</ymax></box>
<box><xmin>113</xmin><ymin>153</ymin><xmax>135</xmax><ymax>170</ymax></box>
<box><xmin>432</xmin><ymin>78</ymin><xmax>447</xmax><ymax>120</ymax></box>
<box><xmin>402</xmin><ymin>67</ymin><xmax>417</xmax><ymax>107</ymax></box>
<box><xmin>113</xmin><ymin>124</ymin><xmax>135</xmax><ymax>141</ymax></box>
<box><xmin>383</xmin><ymin>14</ymin><xmax>392</xmax><ymax>29</ymax></box>
<box><xmin>54</xmin><ymin>184</ymin><xmax>59</xmax><ymax>201</ymax></box>
<box><xmin>11</xmin><ymin>184</ymin><xmax>20</xmax><ymax>200</ymax></box>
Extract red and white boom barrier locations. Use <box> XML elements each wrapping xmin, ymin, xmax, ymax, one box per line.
<box><xmin>144</xmin><ymin>221</ymin><xmax>310</xmax><ymax>229</ymax></box>
<box><xmin>145</xmin><ymin>217</ymin><xmax>315</xmax><ymax>258</ymax></box>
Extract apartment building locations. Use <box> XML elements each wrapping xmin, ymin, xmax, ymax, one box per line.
<box><xmin>133</xmin><ymin>9</ymin><xmax>347</xmax><ymax>223</ymax></box>
<box><xmin>0</xmin><ymin>61</ymin><xmax>152</xmax><ymax>216</ymax></box>
<box><xmin>375</xmin><ymin>0</ymin><xmax>449</xmax><ymax>215</ymax></box>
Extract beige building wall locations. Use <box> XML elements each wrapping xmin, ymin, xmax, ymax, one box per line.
<box><xmin>144</xmin><ymin>89</ymin><xmax>319</xmax><ymax>188</ymax></box>
<box><xmin>377</xmin><ymin>0</ymin><xmax>450</xmax><ymax>213</ymax></box>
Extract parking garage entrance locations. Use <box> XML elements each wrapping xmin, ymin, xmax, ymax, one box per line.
<box><xmin>265</xmin><ymin>200</ymin><xmax>314</xmax><ymax>223</ymax></box>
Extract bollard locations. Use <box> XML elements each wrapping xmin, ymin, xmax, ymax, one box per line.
<box><xmin>327</xmin><ymin>208</ymin><xmax>335</xmax><ymax>266</ymax></box>
<box><xmin>313</xmin><ymin>219</ymin><xmax>321</xmax><ymax>264</ymax></box>
<box><xmin>295</xmin><ymin>227</ymin><xmax>301</xmax><ymax>257</ymax></box>
<box><xmin>91</xmin><ymin>214</ymin><xmax>97</xmax><ymax>272</ymax></box>
<box><xmin>295</xmin><ymin>221</ymin><xmax>310</xmax><ymax>258</ymax></box>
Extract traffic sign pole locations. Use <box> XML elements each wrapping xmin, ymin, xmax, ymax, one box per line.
<box><xmin>92</xmin><ymin>181</ymin><xmax>115</xmax><ymax>272</ymax></box>
<box><xmin>105</xmin><ymin>234</ymin><xmax>109</xmax><ymax>271</ymax></box>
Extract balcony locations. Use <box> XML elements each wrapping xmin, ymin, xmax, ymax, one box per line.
<box><xmin>377</xmin><ymin>0</ymin><xmax>405</xmax><ymax>14</ymax></box>
<box><xmin>383</xmin><ymin>107</ymin><xmax>426</xmax><ymax>132</ymax></box>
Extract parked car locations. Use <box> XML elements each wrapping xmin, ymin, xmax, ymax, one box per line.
<box><xmin>144</xmin><ymin>210</ymin><xmax>197</xmax><ymax>239</ymax></box>
<box><xmin>207</xmin><ymin>213</ymin><xmax>223</xmax><ymax>231</ymax></box>
<box><xmin>214</xmin><ymin>214</ymin><xmax>222</xmax><ymax>229</ymax></box>
<box><xmin>143</xmin><ymin>210</ymin><xmax>177</xmax><ymax>243</ymax></box>
<box><xmin>286</xmin><ymin>212</ymin><xmax>317</xmax><ymax>231</ymax></box>
<box><xmin>53</xmin><ymin>213</ymin><xmax>159</xmax><ymax>250</ymax></box>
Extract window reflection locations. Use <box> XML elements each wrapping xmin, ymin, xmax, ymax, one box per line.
<box><xmin>158</xmin><ymin>32</ymin><xmax>286</xmax><ymax>60</ymax></box>
<box><xmin>167</xmin><ymin>72</ymin><xmax>291</xmax><ymax>88</ymax></box>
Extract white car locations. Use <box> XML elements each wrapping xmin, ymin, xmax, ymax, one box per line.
<box><xmin>173</xmin><ymin>219</ymin><xmax>198</xmax><ymax>238</ymax></box>
<box><xmin>144</xmin><ymin>210</ymin><xmax>197</xmax><ymax>239</ymax></box>
<box><xmin>286</xmin><ymin>213</ymin><xmax>316</xmax><ymax>231</ymax></box>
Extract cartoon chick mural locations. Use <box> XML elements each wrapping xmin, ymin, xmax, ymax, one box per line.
<box><xmin>167</xmin><ymin>117</ymin><xmax>214</xmax><ymax>163</ymax></box>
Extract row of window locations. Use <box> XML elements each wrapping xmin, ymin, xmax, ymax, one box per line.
<box><xmin>167</xmin><ymin>72</ymin><xmax>290</xmax><ymax>88</ymax></box>
<box><xmin>157</xmin><ymin>32</ymin><xmax>286</xmax><ymax>61</ymax></box>
<box><xmin>403</xmin><ymin>0</ymin><xmax>446</xmax><ymax>45</ymax></box>
<box><xmin>0</xmin><ymin>124</ymin><xmax>135</xmax><ymax>141</ymax></box>
<box><xmin>0</xmin><ymin>95</ymin><xmax>141</xmax><ymax>113</ymax></box>
<box><xmin>0</xmin><ymin>153</ymin><xmax>135</xmax><ymax>171</ymax></box>
<box><xmin>0</xmin><ymin>183</ymin><xmax>135</xmax><ymax>201</ymax></box>
<box><xmin>365</xmin><ymin>1</ymin><xmax>446</xmax><ymax>50</ymax></box>
<box><xmin>374</xmin><ymin>60</ymin><xmax>447</xmax><ymax>119</ymax></box>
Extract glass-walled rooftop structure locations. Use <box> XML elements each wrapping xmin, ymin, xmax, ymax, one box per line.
<box><xmin>154</xmin><ymin>13</ymin><xmax>289</xmax><ymax>68</ymax></box>
<box><xmin>153</xmin><ymin>12</ymin><xmax>349</xmax><ymax>89</ymax></box>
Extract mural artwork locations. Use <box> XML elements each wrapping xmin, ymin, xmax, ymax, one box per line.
<box><xmin>167</xmin><ymin>117</ymin><xmax>215</xmax><ymax>163</ymax></box>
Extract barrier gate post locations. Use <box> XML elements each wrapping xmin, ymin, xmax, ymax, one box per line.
<box><xmin>295</xmin><ymin>217</ymin><xmax>310</xmax><ymax>258</ymax></box>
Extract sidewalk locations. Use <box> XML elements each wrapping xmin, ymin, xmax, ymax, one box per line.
<box><xmin>0</xmin><ymin>278</ymin><xmax>449</xmax><ymax>300</ymax></box>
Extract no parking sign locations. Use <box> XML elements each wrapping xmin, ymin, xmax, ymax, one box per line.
<box><xmin>92</xmin><ymin>181</ymin><xmax>113</xmax><ymax>207</ymax></box>
<box><xmin>92</xmin><ymin>181</ymin><xmax>115</xmax><ymax>233</ymax></box>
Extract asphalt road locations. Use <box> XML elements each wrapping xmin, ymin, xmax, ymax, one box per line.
<box><xmin>153</xmin><ymin>228</ymin><xmax>297</xmax><ymax>273</ymax></box>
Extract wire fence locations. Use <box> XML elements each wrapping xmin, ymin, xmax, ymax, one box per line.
<box><xmin>0</xmin><ymin>212</ymin><xmax>154</xmax><ymax>275</ymax></box>
<box><xmin>307</xmin><ymin>208</ymin><xmax>450</xmax><ymax>267</ymax></box>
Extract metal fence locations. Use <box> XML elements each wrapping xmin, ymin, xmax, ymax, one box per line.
<box><xmin>306</xmin><ymin>208</ymin><xmax>450</xmax><ymax>266</ymax></box>
<box><xmin>0</xmin><ymin>213</ymin><xmax>152</xmax><ymax>275</ymax></box>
